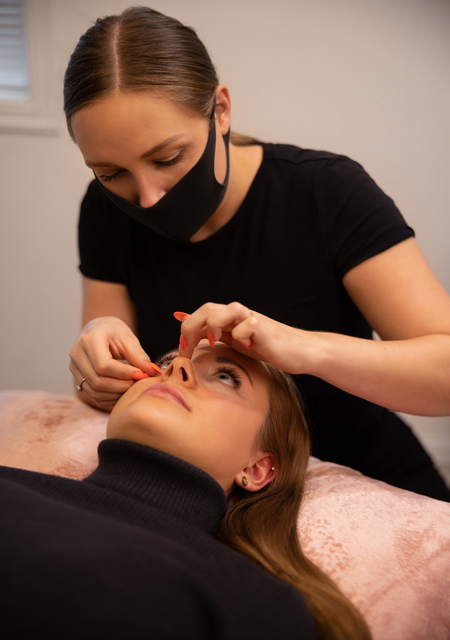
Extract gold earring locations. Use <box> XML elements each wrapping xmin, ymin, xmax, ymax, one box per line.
<box><xmin>271</xmin><ymin>467</ymin><xmax>275</xmax><ymax>471</ymax></box>
<box><xmin>242</xmin><ymin>476</ymin><xmax>248</xmax><ymax>487</ymax></box>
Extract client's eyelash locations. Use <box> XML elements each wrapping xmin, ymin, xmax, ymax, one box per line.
<box><xmin>212</xmin><ymin>366</ymin><xmax>243</xmax><ymax>390</ymax></box>
<box><xmin>155</xmin><ymin>355</ymin><xmax>243</xmax><ymax>390</ymax></box>
<box><xmin>155</xmin><ymin>353</ymin><xmax>178</xmax><ymax>370</ymax></box>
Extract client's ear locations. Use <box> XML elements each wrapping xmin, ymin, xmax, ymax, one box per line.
<box><xmin>236</xmin><ymin>454</ymin><xmax>276</xmax><ymax>493</ymax></box>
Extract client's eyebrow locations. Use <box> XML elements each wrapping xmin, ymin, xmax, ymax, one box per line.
<box><xmin>215</xmin><ymin>356</ymin><xmax>254</xmax><ymax>387</ymax></box>
<box><xmin>155</xmin><ymin>349</ymin><xmax>178</xmax><ymax>362</ymax></box>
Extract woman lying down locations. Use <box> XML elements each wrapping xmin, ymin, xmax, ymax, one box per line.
<box><xmin>0</xmin><ymin>341</ymin><xmax>371</xmax><ymax>640</ymax></box>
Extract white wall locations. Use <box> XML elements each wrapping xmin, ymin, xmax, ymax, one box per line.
<box><xmin>0</xmin><ymin>0</ymin><xmax>449</xmax><ymax>473</ymax></box>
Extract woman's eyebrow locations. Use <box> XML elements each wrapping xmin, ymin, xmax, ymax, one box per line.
<box><xmin>140</xmin><ymin>134</ymin><xmax>185</xmax><ymax>160</ymax></box>
<box><xmin>215</xmin><ymin>356</ymin><xmax>253</xmax><ymax>387</ymax></box>
<box><xmin>86</xmin><ymin>135</ymin><xmax>185</xmax><ymax>168</ymax></box>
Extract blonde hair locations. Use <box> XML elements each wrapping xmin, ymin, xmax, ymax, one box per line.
<box><xmin>218</xmin><ymin>365</ymin><xmax>372</xmax><ymax>640</ymax></box>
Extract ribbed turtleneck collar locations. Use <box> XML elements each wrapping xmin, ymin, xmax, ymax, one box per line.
<box><xmin>83</xmin><ymin>439</ymin><xmax>228</xmax><ymax>534</ymax></box>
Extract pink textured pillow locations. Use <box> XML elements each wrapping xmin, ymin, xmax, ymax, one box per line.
<box><xmin>1</xmin><ymin>390</ymin><xmax>449</xmax><ymax>639</ymax></box>
<box><xmin>0</xmin><ymin>390</ymin><xmax>107</xmax><ymax>478</ymax></box>
<box><xmin>299</xmin><ymin>458</ymin><xmax>450</xmax><ymax>640</ymax></box>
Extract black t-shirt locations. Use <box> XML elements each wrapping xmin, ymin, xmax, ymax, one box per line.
<box><xmin>0</xmin><ymin>440</ymin><xmax>316</xmax><ymax>639</ymax></box>
<box><xmin>79</xmin><ymin>144</ymin><xmax>431</xmax><ymax>485</ymax></box>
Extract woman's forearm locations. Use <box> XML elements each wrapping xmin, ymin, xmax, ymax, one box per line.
<box><xmin>176</xmin><ymin>301</ymin><xmax>450</xmax><ymax>417</ymax></box>
<box><xmin>299</xmin><ymin>331</ymin><xmax>450</xmax><ymax>416</ymax></box>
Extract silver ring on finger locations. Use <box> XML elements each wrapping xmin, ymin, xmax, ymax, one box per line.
<box><xmin>76</xmin><ymin>377</ymin><xmax>86</xmax><ymax>392</ymax></box>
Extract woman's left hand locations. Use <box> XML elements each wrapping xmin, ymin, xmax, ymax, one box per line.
<box><xmin>175</xmin><ymin>302</ymin><xmax>307</xmax><ymax>374</ymax></box>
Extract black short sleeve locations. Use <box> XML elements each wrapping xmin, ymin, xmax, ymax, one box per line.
<box><xmin>316</xmin><ymin>156</ymin><xmax>415</xmax><ymax>278</ymax></box>
<box><xmin>78</xmin><ymin>179</ymin><xmax>129</xmax><ymax>284</ymax></box>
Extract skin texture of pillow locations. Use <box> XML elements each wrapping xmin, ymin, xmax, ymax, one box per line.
<box><xmin>1</xmin><ymin>390</ymin><xmax>449</xmax><ymax>639</ymax></box>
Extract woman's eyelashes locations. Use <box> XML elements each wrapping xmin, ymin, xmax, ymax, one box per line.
<box><xmin>98</xmin><ymin>169</ymin><xmax>125</xmax><ymax>183</ymax></box>
<box><xmin>97</xmin><ymin>151</ymin><xmax>185</xmax><ymax>184</ymax></box>
<box><xmin>155</xmin><ymin>354</ymin><xmax>243</xmax><ymax>391</ymax></box>
<box><xmin>155</xmin><ymin>151</ymin><xmax>184</xmax><ymax>168</ymax></box>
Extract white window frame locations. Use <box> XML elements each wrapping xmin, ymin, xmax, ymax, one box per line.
<box><xmin>0</xmin><ymin>0</ymin><xmax>56</xmax><ymax>134</ymax></box>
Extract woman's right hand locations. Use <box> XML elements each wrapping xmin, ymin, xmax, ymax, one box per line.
<box><xmin>69</xmin><ymin>316</ymin><xmax>161</xmax><ymax>411</ymax></box>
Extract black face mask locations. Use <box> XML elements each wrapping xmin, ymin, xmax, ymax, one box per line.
<box><xmin>95</xmin><ymin>121</ymin><xmax>230</xmax><ymax>244</ymax></box>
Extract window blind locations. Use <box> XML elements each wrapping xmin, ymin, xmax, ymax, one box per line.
<box><xmin>0</xmin><ymin>0</ymin><xmax>30</xmax><ymax>101</ymax></box>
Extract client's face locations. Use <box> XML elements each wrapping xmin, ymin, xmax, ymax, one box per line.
<box><xmin>107</xmin><ymin>342</ymin><xmax>271</xmax><ymax>493</ymax></box>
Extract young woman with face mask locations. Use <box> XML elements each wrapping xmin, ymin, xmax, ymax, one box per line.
<box><xmin>0</xmin><ymin>343</ymin><xmax>371</xmax><ymax>640</ymax></box>
<box><xmin>66</xmin><ymin>7</ymin><xmax>450</xmax><ymax>501</ymax></box>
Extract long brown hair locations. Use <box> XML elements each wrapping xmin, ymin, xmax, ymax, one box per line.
<box><xmin>64</xmin><ymin>6</ymin><xmax>219</xmax><ymax>139</ymax></box>
<box><xmin>218</xmin><ymin>365</ymin><xmax>372</xmax><ymax>640</ymax></box>
<box><xmin>63</xmin><ymin>6</ymin><xmax>260</xmax><ymax>147</ymax></box>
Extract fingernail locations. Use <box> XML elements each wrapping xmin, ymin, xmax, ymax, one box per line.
<box><xmin>132</xmin><ymin>371</ymin><xmax>150</xmax><ymax>380</ymax></box>
<box><xmin>240</xmin><ymin>341</ymin><xmax>251</xmax><ymax>350</ymax></box>
<box><xmin>148</xmin><ymin>362</ymin><xmax>162</xmax><ymax>375</ymax></box>
<box><xmin>174</xmin><ymin>312</ymin><xmax>190</xmax><ymax>322</ymax></box>
<box><xmin>179</xmin><ymin>335</ymin><xmax>188</xmax><ymax>351</ymax></box>
<box><xmin>207</xmin><ymin>330</ymin><xmax>215</xmax><ymax>349</ymax></box>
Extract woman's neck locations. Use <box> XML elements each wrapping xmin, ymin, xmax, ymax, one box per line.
<box><xmin>189</xmin><ymin>143</ymin><xmax>263</xmax><ymax>243</ymax></box>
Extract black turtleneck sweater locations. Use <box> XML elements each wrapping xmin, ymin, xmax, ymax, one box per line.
<box><xmin>0</xmin><ymin>439</ymin><xmax>317</xmax><ymax>639</ymax></box>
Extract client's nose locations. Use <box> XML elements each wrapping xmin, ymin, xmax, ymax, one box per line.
<box><xmin>161</xmin><ymin>357</ymin><xmax>197</xmax><ymax>389</ymax></box>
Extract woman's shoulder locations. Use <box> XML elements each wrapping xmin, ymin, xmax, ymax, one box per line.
<box><xmin>261</xmin><ymin>142</ymin><xmax>361</xmax><ymax>173</ymax></box>
<box><xmin>259</xmin><ymin>143</ymin><xmax>389</xmax><ymax>204</ymax></box>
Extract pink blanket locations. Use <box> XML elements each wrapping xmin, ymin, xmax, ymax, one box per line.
<box><xmin>1</xmin><ymin>390</ymin><xmax>449</xmax><ymax>639</ymax></box>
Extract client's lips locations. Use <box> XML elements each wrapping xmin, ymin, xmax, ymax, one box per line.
<box><xmin>142</xmin><ymin>383</ymin><xmax>190</xmax><ymax>411</ymax></box>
